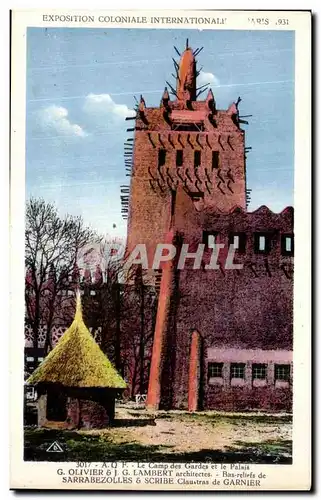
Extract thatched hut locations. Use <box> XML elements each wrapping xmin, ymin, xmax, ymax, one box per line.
<box><xmin>27</xmin><ymin>293</ymin><xmax>126</xmax><ymax>429</ymax></box>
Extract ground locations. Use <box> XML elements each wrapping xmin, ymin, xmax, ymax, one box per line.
<box><xmin>24</xmin><ymin>404</ymin><xmax>292</xmax><ymax>463</ymax></box>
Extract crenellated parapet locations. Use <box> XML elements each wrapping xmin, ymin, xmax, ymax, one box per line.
<box><xmin>172</xmin><ymin>204</ymin><xmax>294</xmax><ymax>276</ymax></box>
<box><xmin>126</xmin><ymin>47</ymin><xmax>248</xmax><ymax>259</ymax></box>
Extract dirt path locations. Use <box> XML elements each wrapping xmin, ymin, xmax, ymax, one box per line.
<box><xmin>111</xmin><ymin>407</ymin><xmax>292</xmax><ymax>454</ymax></box>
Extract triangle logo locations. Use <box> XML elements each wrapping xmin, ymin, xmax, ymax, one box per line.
<box><xmin>46</xmin><ymin>441</ymin><xmax>64</xmax><ymax>453</ymax></box>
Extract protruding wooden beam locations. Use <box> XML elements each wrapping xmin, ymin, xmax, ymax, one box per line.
<box><xmin>227</xmin><ymin>180</ymin><xmax>234</xmax><ymax>193</ymax></box>
<box><xmin>158</xmin><ymin>134</ymin><xmax>166</xmax><ymax>149</ymax></box>
<box><xmin>178</xmin><ymin>134</ymin><xmax>184</xmax><ymax>148</ymax></box>
<box><xmin>196</xmin><ymin>82</ymin><xmax>210</xmax><ymax>92</ymax></box>
<box><xmin>174</xmin><ymin>46</ymin><xmax>181</xmax><ymax>57</ymax></box>
<box><xmin>205</xmin><ymin>181</ymin><xmax>211</xmax><ymax>194</ymax></box>
<box><xmin>149</xmin><ymin>179</ymin><xmax>156</xmax><ymax>193</ymax></box>
<box><xmin>166</xmin><ymin>168</ymin><xmax>175</xmax><ymax>184</ymax></box>
<box><xmin>157</xmin><ymin>164</ymin><xmax>165</xmax><ymax>183</ymax></box>
<box><xmin>217</xmin><ymin>181</ymin><xmax>225</xmax><ymax>194</ymax></box>
<box><xmin>148</xmin><ymin>166</ymin><xmax>156</xmax><ymax>180</ymax></box>
<box><xmin>166</xmin><ymin>80</ymin><xmax>178</xmax><ymax>98</ymax></box>
<box><xmin>227</xmin><ymin>135</ymin><xmax>234</xmax><ymax>150</ymax></box>
<box><xmin>185</xmin><ymin>169</ymin><xmax>193</xmax><ymax>183</ymax></box>
<box><xmin>227</xmin><ymin>168</ymin><xmax>235</xmax><ymax>182</ymax></box>
<box><xmin>217</xmin><ymin>169</ymin><xmax>225</xmax><ymax>184</ymax></box>
<box><xmin>196</xmin><ymin>134</ymin><xmax>203</xmax><ymax>149</ymax></box>
<box><xmin>195</xmin><ymin>66</ymin><xmax>203</xmax><ymax>78</ymax></box>
<box><xmin>177</xmin><ymin>168</ymin><xmax>185</xmax><ymax>183</ymax></box>
<box><xmin>156</xmin><ymin>178</ymin><xmax>165</xmax><ymax>193</ymax></box>
<box><xmin>147</xmin><ymin>133</ymin><xmax>156</xmax><ymax>148</ymax></box>
<box><xmin>193</xmin><ymin>46</ymin><xmax>203</xmax><ymax>57</ymax></box>
<box><xmin>218</xmin><ymin>135</ymin><xmax>225</xmax><ymax>150</ymax></box>
<box><xmin>187</xmin><ymin>134</ymin><xmax>194</xmax><ymax>149</ymax></box>
<box><xmin>168</xmin><ymin>134</ymin><xmax>175</xmax><ymax>149</ymax></box>
<box><xmin>172</xmin><ymin>58</ymin><xmax>179</xmax><ymax>71</ymax></box>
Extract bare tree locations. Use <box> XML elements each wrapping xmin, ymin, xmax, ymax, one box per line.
<box><xmin>118</xmin><ymin>267</ymin><xmax>157</xmax><ymax>397</ymax></box>
<box><xmin>25</xmin><ymin>198</ymin><xmax>100</xmax><ymax>360</ymax></box>
<box><xmin>25</xmin><ymin>202</ymin><xmax>158</xmax><ymax>396</ymax></box>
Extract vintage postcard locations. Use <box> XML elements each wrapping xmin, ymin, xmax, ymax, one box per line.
<box><xmin>10</xmin><ymin>9</ymin><xmax>311</xmax><ymax>490</ymax></box>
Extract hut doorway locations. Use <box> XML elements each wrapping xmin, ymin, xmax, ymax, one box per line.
<box><xmin>46</xmin><ymin>388</ymin><xmax>67</xmax><ymax>421</ymax></box>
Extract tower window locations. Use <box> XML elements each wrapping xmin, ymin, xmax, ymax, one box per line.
<box><xmin>285</xmin><ymin>238</ymin><xmax>292</xmax><ymax>252</ymax></box>
<box><xmin>203</xmin><ymin>231</ymin><xmax>218</xmax><ymax>248</ymax></box>
<box><xmin>212</xmin><ymin>151</ymin><xmax>219</xmax><ymax>169</ymax></box>
<box><xmin>194</xmin><ymin>150</ymin><xmax>201</xmax><ymax>168</ymax></box>
<box><xmin>275</xmin><ymin>364</ymin><xmax>290</xmax><ymax>381</ymax></box>
<box><xmin>158</xmin><ymin>149</ymin><xmax>166</xmax><ymax>167</ymax></box>
<box><xmin>252</xmin><ymin>364</ymin><xmax>267</xmax><ymax>380</ymax></box>
<box><xmin>259</xmin><ymin>236</ymin><xmax>265</xmax><ymax>251</ymax></box>
<box><xmin>208</xmin><ymin>362</ymin><xmax>223</xmax><ymax>378</ymax></box>
<box><xmin>228</xmin><ymin>233</ymin><xmax>246</xmax><ymax>253</ymax></box>
<box><xmin>176</xmin><ymin>150</ymin><xmax>183</xmax><ymax>167</ymax></box>
<box><xmin>172</xmin><ymin>123</ymin><xmax>204</xmax><ymax>132</ymax></box>
<box><xmin>230</xmin><ymin>363</ymin><xmax>245</xmax><ymax>379</ymax></box>
<box><xmin>281</xmin><ymin>234</ymin><xmax>294</xmax><ymax>256</ymax></box>
<box><xmin>189</xmin><ymin>192</ymin><xmax>204</xmax><ymax>203</ymax></box>
<box><xmin>254</xmin><ymin>233</ymin><xmax>271</xmax><ymax>254</ymax></box>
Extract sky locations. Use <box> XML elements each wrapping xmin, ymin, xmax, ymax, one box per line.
<box><xmin>26</xmin><ymin>28</ymin><xmax>294</xmax><ymax>237</ymax></box>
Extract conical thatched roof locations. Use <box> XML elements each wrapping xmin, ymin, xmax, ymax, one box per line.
<box><xmin>27</xmin><ymin>292</ymin><xmax>126</xmax><ymax>389</ymax></box>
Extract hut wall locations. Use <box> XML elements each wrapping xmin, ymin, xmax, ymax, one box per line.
<box><xmin>66</xmin><ymin>397</ymin><xmax>80</xmax><ymax>427</ymax></box>
<box><xmin>66</xmin><ymin>388</ymin><xmax>116</xmax><ymax>429</ymax></box>
<box><xmin>35</xmin><ymin>386</ymin><xmax>117</xmax><ymax>429</ymax></box>
<box><xmin>37</xmin><ymin>394</ymin><xmax>47</xmax><ymax>427</ymax></box>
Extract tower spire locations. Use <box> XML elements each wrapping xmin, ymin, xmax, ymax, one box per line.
<box><xmin>176</xmin><ymin>43</ymin><xmax>196</xmax><ymax>101</ymax></box>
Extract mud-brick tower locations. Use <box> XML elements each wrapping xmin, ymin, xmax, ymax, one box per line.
<box><xmin>125</xmin><ymin>41</ymin><xmax>250</xmax><ymax>409</ymax></box>
<box><xmin>126</xmin><ymin>40</ymin><xmax>248</xmax><ymax>265</ymax></box>
<box><xmin>125</xmin><ymin>41</ymin><xmax>293</xmax><ymax>413</ymax></box>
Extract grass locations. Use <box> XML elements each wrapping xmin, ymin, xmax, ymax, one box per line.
<box><xmin>24</xmin><ymin>428</ymin><xmax>174</xmax><ymax>462</ymax></box>
<box><xmin>232</xmin><ymin>439</ymin><xmax>292</xmax><ymax>456</ymax></box>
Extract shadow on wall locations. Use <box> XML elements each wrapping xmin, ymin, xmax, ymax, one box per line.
<box><xmin>113</xmin><ymin>417</ymin><xmax>157</xmax><ymax>427</ymax></box>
